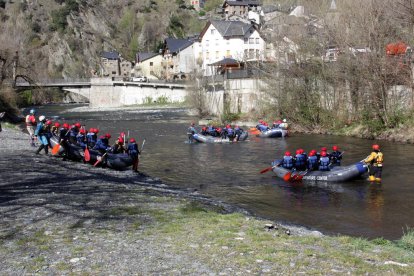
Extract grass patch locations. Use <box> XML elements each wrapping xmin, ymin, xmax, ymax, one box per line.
<box><xmin>105</xmin><ymin>206</ymin><xmax>144</xmax><ymax>216</ymax></box>
<box><xmin>398</xmin><ymin>227</ymin><xmax>414</xmax><ymax>250</ymax></box>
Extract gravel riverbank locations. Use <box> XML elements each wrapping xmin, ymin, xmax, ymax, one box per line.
<box><xmin>1</xmin><ymin>126</ymin><xmax>413</xmax><ymax>274</ymax></box>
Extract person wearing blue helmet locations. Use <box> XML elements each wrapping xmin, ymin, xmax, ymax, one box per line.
<box><xmin>25</xmin><ymin>109</ymin><xmax>37</xmax><ymax>146</ymax></box>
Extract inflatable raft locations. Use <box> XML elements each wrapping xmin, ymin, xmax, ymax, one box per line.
<box><xmin>49</xmin><ymin>136</ymin><xmax>133</xmax><ymax>170</ymax></box>
<box><xmin>257</xmin><ymin>128</ymin><xmax>288</xmax><ymax>138</ymax></box>
<box><xmin>191</xmin><ymin>131</ymin><xmax>248</xmax><ymax>143</ymax></box>
<box><xmin>271</xmin><ymin>161</ymin><xmax>368</xmax><ymax>182</ymax></box>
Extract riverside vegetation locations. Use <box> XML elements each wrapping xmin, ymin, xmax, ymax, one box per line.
<box><xmin>1</xmin><ymin>125</ymin><xmax>414</xmax><ymax>274</ymax></box>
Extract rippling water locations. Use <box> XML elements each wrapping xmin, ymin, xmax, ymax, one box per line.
<box><xmin>33</xmin><ymin>104</ymin><xmax>414</xmax><ymax>239</ymax></box>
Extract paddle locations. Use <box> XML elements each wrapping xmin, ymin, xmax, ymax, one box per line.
<box><xmin>84</xmin><ymin>147</ymin><xmax>90</xmax><ymax>162</ymax></box>
<box><xmin>52</xmin><ymin>129</ymin><xmax>70</xmax><ymax>155</ymax></box>
<box><xmin>283</xmin><ymin>168</ymin><xmax>296</xmax><ymax>182</ymax></box>
<box><xmin>294</xmin><ymin>169</ymin><xmax>309</xmax><ymax>181</ymax></box>
<box><xmin>260</xmin><ymin>165</ymin><xmax>277</xmax><ymax>174</ymax></box>
<box><xmin>134</xmin><ymin>138</ymin><xmax>146</xmax><ymax>171</ymax></box>
<box><xmin>93</xmin><ymin>152</ymin><xmax>108</xmax><ymax>167</ymax></box>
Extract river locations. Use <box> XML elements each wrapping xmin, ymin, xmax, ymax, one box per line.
<box><xmin>32</xmin><ymin>104</ymin><xmax>413</xmax><ymax>240</ymax></box>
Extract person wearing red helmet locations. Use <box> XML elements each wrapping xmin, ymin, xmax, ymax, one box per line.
<box><xmin>76</xmin><ymin>128</ymin><xmax>87</xmax><ymax>149</ymax></box>
<box><xmin>294</xmin><ymin>149</ymin><xmax>306</xmax><ymax>171</ymax></box>
<box><xmin>256</xmin><ymin>120</ymin><xmax>269</xmax><ymax>132</ymax></box>
<box><xmin>93</xmin><ymin>133</ymin><xmax>111</xmax><ymax>154</ymax></box>
<box><xmin>330</xmin><ymin>145</ymin><xmax>343</xmax><ymax>166</ymax></box>
<box><xmin>127</xmin><ymin>138</ymin><xmax>141</xmax><ymax>172</ymax></box>
<box><xmin>364</xmin><ymin>144</ymin><xmax>384</xmax><ymax>182</ymax></box>
<box><xmin>307</xmin><ymin>150</ymin><xmax>318</xmax><ymax>171</ymax></box>
<box><xmin>51</xmin><ymin>122</ymin><xmax>60</xmax><ymax>136</ymax></box>
<box><xmin>86</xmin><ymin>128</ymin><xmax>98</xmax><ymax>148</ymax></box>
<box><xmin>112</xmin><ymin>136</ymin><xmax>126</xmax><ymax>154</ymax></box>
<box><xmin>318</xmin><ymin>151</ymin><xmax>331</xmax><ymax>171</ymax></box>
<box><xmin>68</xmin><ymin>123</ymin><xmax>81</xmax><ymax>144</ymax></box>
<box><xmin>58</xmin><ymin>123</ymin><xmax>71</xmax><ymax>160</ymax></box>
<box><xmin>234</xmin><ymin>125</ymin><xmax>244</xmax><ymax>141</ymax></box>
<box><xmin>224</xmin><ymin>124</ymin><xmax>235</xmax><ymax>140</ymax></box>
<box><xmin>278</xmin><ymin>151</ymin><xmax>294</xmax><ymax>169</ymax></box>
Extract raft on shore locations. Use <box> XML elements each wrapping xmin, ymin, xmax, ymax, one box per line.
<box><xmin>191</xmin><ymin>131</ymin><xmax>248</xmax><ymax>143</ymax></box>
<box><xmin>271</xmin><ymin>161</ymin><xmax>368</xmax><ymax>182</ymax></box>
<box><xmin>50</xmin><ymin>136</ymin><xmax>133</xmax><ymax>170</ymax></box>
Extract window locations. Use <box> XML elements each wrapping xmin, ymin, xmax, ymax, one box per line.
<box><xmin>249</xmin><ymin>38</ymin><xmax>254</xmax><ymax>44</ymax></box>
<box><xmin>256</xmin><ymin>38</ymin><xmax>260</xmax><ymax>44</ymax></box>
<box><xmin>256</xmin><ymin>49</ymin><xmax>260</xmax><ymax>58</ymax></box>
<box><xmin>112</xmin><ymin>71</ymin><xmax>116</xmax><ymax>74</ymax></box>
<box><xmin>206</xmin><ymin>40</ymin><xmax>209</xmax><ymax>47</ymax></box>
<box><xmin>150</xmin><ymin>62</ymin><xmax>153</xmax><ymax>66</ymax></box>
<box><xmin>249</xmin><ymin>49</ymin><xmax>254</xmax><ymax>59</ymax></box>
<box><xmin>244</xmin><ymin>49</ymin><xmax>248</xmax><ymax>58</ymax></box>
<box><xmin>244</xmin><ymin>38</ymin><xmax>248</xmax><ymax>44</ymax></box>
<box><xmin>226</xmin><ymin>50</ymin><xmax>231</xmax><ymax>57</ymax></box>
<box><xmin>211</xmin><ymin>29</ymin><xmax>215</xmax><ymax>35</ymax></box>
<box><xmin>215</xmin><ymin>51</ymin><xmax>219</xmax><ymax>59</ymax></box>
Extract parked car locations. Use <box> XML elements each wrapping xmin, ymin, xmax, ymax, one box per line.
<box><xmin>132</xmin><ymin>76</ymin><xmax>148</xmax><ymax>82</ymax></box>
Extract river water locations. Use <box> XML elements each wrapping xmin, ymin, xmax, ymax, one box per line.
<box><xmin>33</xmin><ymin>104</ymin><xmax>413</xmax><ymax>240</ymax></box>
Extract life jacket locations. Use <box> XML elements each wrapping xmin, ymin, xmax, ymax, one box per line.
<box><xmin>295</xmin><ymin>154</ymin><xmax>306</xmax><ymax>169</ymax></box>
<box><xmin>307</xmin><ymin>156</ymin><xmax>318</xmax><ymax>170</ymax></box>
<box><xmin>69</xmin><ymin>127</ymin><xmax>79</xmax><ymax>137</ymax></box>
<box><xmin>93</xmin><ymin>139</ymin><xmax>109</xmax><ymax>151</ymax></box>
<box><xmin>188</xmin><ymin>126</ymin><xmax>197</xmax><ymax>134</ymax></box>
<box><xmin>25</xmin><ymin>115</ymin><xmax>36</xmax><ymax>126</ymax></box>
<box><xmin>257</xmin><ymin>124</ymin><xmax>268</xmax><ymax>132</ymax></box>
<box><xmin>374</xmin><ymin>151</ymin><xmax>384</xmax><ymax>167</ymax></box>
<box><xmin>34</xmin><ymin>122</ymin><xmax>45</xmax><ymax>136</ymax></box>
<box><xmin>226</xmin><ymin>128</ymin><xmax>234</xmax><ymax>135</ymax></box>
<box><xmin>127</xmin><ymin>143</ymin><xmax>139</xmax><ymax>157</ymax></box>
<box><xmin>282</xmin><ymin>156</ymin><xmax>293</xmax><ymax>169</ymax></box>
<box><xmin>319</xmin><ymin>156</ymin><xmax>330</xmax><ymax>171</ymax></box>
<box><xmin>76</xmin><ymin>133</ymin><xmax>86</xmax><ymax>146</ymax></box>
<box><xmin>59</xmin><ymin>128</ymin><xmax>69</xmax><ymax>140</ymax></box>
<box><xmin>330</xmin><ymin>151</ymin><xmax>342</xmax><ymax>165</ymax></box>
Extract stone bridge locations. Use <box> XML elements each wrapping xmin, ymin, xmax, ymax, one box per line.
<box><xmin>15</xmin><ymin>77</ymin><xmax>188</xmax><ymax>107</ymax></box>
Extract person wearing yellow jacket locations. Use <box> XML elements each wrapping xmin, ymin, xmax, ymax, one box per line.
<box><xmin>364</xmin><ymin>144</ymin><xmax>384</xmax><ymax>182</ymax></box>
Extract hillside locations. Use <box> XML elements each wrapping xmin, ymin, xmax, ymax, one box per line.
<box><xmin>0</xmin><ymin>0</ymin><xmax>205</xmax><ymax>80</ymax></box>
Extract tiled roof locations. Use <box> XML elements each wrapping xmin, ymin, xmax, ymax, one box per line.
<box><xmin>209</xmin><ymin>57</ymin><xmax>240</xmax><ymax>66</ymax></box>
<box><xmin>225</xmin><ymin>0</ymin><xmax>261</xmax><ymax>6</ymax></box>
<box><xmin>165</xmin><ymin>38</ymin><xmax>194</xmax><ymax>54</ymax></box>
<box><xmin>210</xmin><ymin>20</ymin><xmax>253</xmax><ymax>37</ymax></box>
<box><xmin>101</xmin><ymin>51</ymin><xmax>119</xmax><ymax>60</ymax></box>
<box><xmin>137</xmin><ymin>52</ymin><xmax>159</xmax><ymax>62</ymax></box>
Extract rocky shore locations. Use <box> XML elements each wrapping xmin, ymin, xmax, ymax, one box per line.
<box><xmin>1</xmin><ymin>126</ymin><xmax>413</xmax><ymax>274</ymax></box>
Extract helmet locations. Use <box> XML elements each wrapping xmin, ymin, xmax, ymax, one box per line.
<box><xmin>372</xmin><ymin>144</ymin><xmax>380</xmax><ymax>151</ymax></box>
<box><xmin>226</xmin><ymin>124</ymin><xmax>231</xmax><ymax>128</ymax></box>
<box><xmin>94</xmin><ymin>128</ymin><xmax>99</xmax><ymax>134</ymax></box>
<box><xmin>285</xmin><ymin>151</ymin><xmax>291</xmax><ymax>156</ymax></box>
<box><xmin>120</xmin><ymin>132</ymin><xmax>126</xmax><ymax>137</ymax></box>
<box><xmin>321</xmin><ymin>151</ymin><xmax>327</xmax><ymax>157</ymax></box>
<box><xmin>130</xmin><ymin>138</ymin><xmax>136</xmax><ymax>143</ymax></box>
<box><xmin>309</xmin><ymin>151</ymin><xmax>315</xmax><ymax>156</ymax></box>
<box><xmin>89</xmin><ymin>128</ymin><xmax>94</xmax><ymax>133</ymax></box>
<box><xmin>277</xmin><ymin>120</ymin><xmax>282</xmax><ymax>124</ymax></box>
<box><xmin>259</xmin><ymin>120</ymin><xmax>263</xmax><ymax>123</ymax></box>
<box><xmin>46</xmin><ymin>120</ymin><xmax>52</xmax><ymax>125</ymax></box>
<box><xmin>118</xmin><ymin>138</ymin><xmax>124</xmax><ymax>144</ymax></box>
<box><xmin>321</xmin><ymin>147</ymin><xmax>327</xmax><ymax>151</ymax></box>
<box><xmin>74</xmin><ymin>123</ymin><xmax>81</xmax><ymax>128</ymax></box>
<box><xmin>296</xmin><ymin>149</ymin><xmax>301</xmax><ymax>155</ymax></box>
<box><xmin>54</xmin><ymin>122</ymin><xmax>61</xmax><ymax>128</ymax></box>
<box><xmin>39</xmin><ymin>115</ymin><xmax>46</xmax><ymax>122</ymax></box>
<box><xmin>79</xmin><ymin>128</ymin><xmax>86</xmax><ymax>134</ymax></box>
<box><xmin>299</xmin><ymin>148</ymin><xmax>304</xmax><ymax>154</ymax></box>
<box><xmin>30</xmin><ymin>109</ymin><xmax>36</xmax><ymax>114</ymax></box>
<box><xmin>332</xmin><ymin>145</ymin><xmax>338</xmax><ymax>151</ymax></box>
<box><xmin>62</xmin><ymin>123</ymin><xmax>70</xmax><ymax>129</ymax></box>
<box><xmin>105</xmin><ymin>133</ymin><xmax>111</xmax><ymax>139</ymax></box>
<box><xmin>283</xmin><ymin>119</ymin><xmax>287</xmax><ymax>123</ymax></box>
<box><xmin>217</xmin><ymin>128</ymin><xmax>222</xmax><ymax>132</ymax></box>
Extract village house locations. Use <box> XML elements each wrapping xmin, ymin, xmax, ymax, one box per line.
<box><xmin>161</xmin><ymin>37</ymin><xmax>200</xmax><ymax>80</ymax></box>
<box><xmin>190</xmin><ymin>0</ymin><xmax>205</xmax><ymax>11</ymax></box>
<box><xmin>100</xmin><ymin>50</ymin><xmax>133</xmax><ymax>77</ymax></box>
<box><xmin>198</xmin><ymin>20</ymin><xmax>266</xmax><ymax>76</ymax></box>
<box><xmin>134</xmin><ymin>52</ymin><xmax>163</xmax><ymax>80</ymax></box>
<box><xmin>222</xmin><ymin>0</ymin><xmax>262</xmax><ymax>20</ymax></box>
